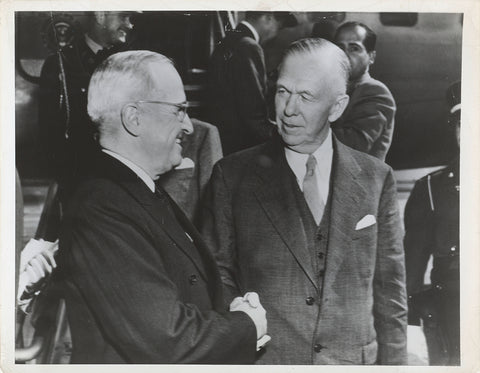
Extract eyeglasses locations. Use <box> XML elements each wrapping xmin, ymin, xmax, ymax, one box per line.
<box><xmin>135</xmin><ymin>100</ymin><xmax>189</xmax><ymax>122</ymax></box>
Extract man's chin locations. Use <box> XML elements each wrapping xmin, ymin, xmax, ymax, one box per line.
<box><xmin>170</xmin><ymin>153</ymin><xmax>183</xmax><ymax>169</ymax></box>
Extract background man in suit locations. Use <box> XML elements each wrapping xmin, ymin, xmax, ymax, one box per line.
<box><xmin>202</xmin><ymin>38</ymin><xmax>407</xmax><ymax>365</ymax></box>
<box><xmin>158</xmin><ymin>118</ymin><xmax>223</xmax><ymax>224</ymax></box>
<box><xmin>332</xmin><ymin>22</ymin><xmax>396</xmax><ymax>161</ymax></box>
<box><xmin>58</xmin><ymin>50</ymin><xmax>267</xmax><ymax>363</ymax></box>
<box><xmin>207</xmin><ymin>11</ymin><xmax>296</xmax><ymax>154</ymax></box>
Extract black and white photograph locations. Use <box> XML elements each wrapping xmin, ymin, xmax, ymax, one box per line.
<box><xmin>1</xmin><ymin>0</ymin><xmax>479</xmax><ymax>371</ymax></box>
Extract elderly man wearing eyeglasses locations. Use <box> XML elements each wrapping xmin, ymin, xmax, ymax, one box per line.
<box><xmin>57</xmin><ymin>50</ymin><xmax>268</xmax><ymax>364</ymax></box>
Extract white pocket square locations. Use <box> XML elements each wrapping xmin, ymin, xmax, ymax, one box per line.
<box><xmin>355</xmin><ymin>214</ymin><xmax>376</xmax><ymax>230</ymax></box>
<box><xmin>174</xmin><ymin>157</ymin><xmax>195</xmax><ymax>170</ymax></box>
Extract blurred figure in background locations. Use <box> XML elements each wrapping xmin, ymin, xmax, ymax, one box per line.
<box><xmin>39</xmin><ymin>11</ymin><xmax>136</xmax><ymax>202</ymax></box>
<box><xmin>311</xmin><ymin>18</ymin><xmax>338</xmax><ymax>41</ymax></box>
<box><xmin>332</xmin><ymin>21</ymin><xmax>396</xmax><ymax>161</ymax></box>
<box><xmin>207</xmin><ymin>11</ymin><xmax>296</xmax><ymax>155</ymax></box>
<box><xmin>404</xmin><ymin>81</ymin><xmax>460</xmax><ymax>365</ymax></box>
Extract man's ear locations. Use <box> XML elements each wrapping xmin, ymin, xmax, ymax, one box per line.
<box><xmin>328</xmin><ymin>94</ymin><xmax>350</xmax><ymax>122</ymax></box>
<box><xmin>121</xmin><ymin>103</ymin><xmax>140</xmax><ymax>137</ymax></box>
<box><xmin>368</xmin><ymin>50</ymin><xmax>376</xmax><ymax>66</ymax></box>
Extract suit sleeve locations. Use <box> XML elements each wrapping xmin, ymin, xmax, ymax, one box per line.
<box><xmin>61</xmin><ymin>187</ymin><xmax>256</xmax><ymax>364</ymax></box>
<box><xmin>332</xmin><ymin>83</ymin><xmax>396</xmax><ymax>154</ymax></box>
<box><xmin>200</xmin><ymin>163</ymin><xmax>242</xmax><ymax>304</ymax></box>
<box><xmin>233</xmin><ymin>41</ymin><xmax>274</xmax><ymax>142</ymax></box>
<box><xmin>373</xmin><ymin>168</ymin><xmax>408</xmax><ymax>364</ymax></box>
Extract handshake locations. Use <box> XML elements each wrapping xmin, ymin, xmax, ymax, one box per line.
<box><xmin>229</xmin><ymin>292</ymin><xmax>270</xmax><ymax>349</ymax></box>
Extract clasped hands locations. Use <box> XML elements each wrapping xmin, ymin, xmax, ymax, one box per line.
<box><xmin>229</xmin><ymin>292</ymin><xmax>270</xmax><ymax>349</ymax></box>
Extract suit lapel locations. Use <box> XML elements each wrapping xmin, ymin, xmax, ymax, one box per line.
<box><xmin>166</xmin><ymin>194</ymin><xmax>224</xmax><ymax>307</ymax></box>
<box><xmin>253</xmin><ymin>139</ymin><xmax>318</xmax><ymax>289</ymax></box>
<box><xmin>96</xmin><ymin>153</ymin><xmax>209</xmax><ymax>281</ymax></box>
<box><xmin>323</xmin><ymin>138</ymin><xmax>369</xmax><ymax>292</ymax></box>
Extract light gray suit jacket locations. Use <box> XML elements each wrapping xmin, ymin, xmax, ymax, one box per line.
<box><xmin>201</xmin><ymin>135</ymin><xmax>407</xmax><ymax>365</ymax></box>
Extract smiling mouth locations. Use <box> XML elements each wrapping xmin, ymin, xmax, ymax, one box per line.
<box><xmin>281</xmin><ymin>120</ymin><xmax>300</xmax><ymax>129</ymax></box>
<box><xmin>117</xmin><ymin>29</ymin><xmax>128</xmax><ymax>39</ymax></box>
<box><xmin>175</xmin><ymin>134</ymin><xmax>184</xmax><ymax>146</ymax></box>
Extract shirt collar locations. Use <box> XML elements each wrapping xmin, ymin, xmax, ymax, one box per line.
<box><xmin>102</xmin><ymin>149</ymin><xmax>156</xmax><ymax>193</ymax></box>
<box><xmin>284</xmin><ymin>129</ymin><xmax>333</xmax><ymax>184</ymax></box>
<box><xmin>84</xmin><ymin>34</ymin><xmax>104</xmax><ymax>55</ymax></box>
<box><xmin>240</xmin><ymin>20</ymin><xmax>260</xmax><ymax>43</ymax></box>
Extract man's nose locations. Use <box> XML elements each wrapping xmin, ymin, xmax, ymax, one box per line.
<box><xmin>182</xmin><ymin>114</ymin><xmax>194</xmax><ymax>135</ymax></box>
<box><xmin>283</xmin><ymin>94</ymin><xmax>298</xmax><ymax>116</ymax></box>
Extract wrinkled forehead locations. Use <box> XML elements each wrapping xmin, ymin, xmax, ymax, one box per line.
<box><xmin>278</xmin><ymin>51</ymin><xmax>339</xmax><ymax>89</ymax></box>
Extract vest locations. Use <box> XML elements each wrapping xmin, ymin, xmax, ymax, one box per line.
<box><xmin>291</xmin><ymin>175</ymin><xmax>332</xmax><ymax>292</ymax></box>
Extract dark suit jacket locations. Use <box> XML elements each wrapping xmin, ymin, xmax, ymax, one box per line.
<box><xmin>207</xmin><ymin>23</ymin><xmax>274</xmax><ymax>154</ymax></box>
<box><xmin>38</xmin><ymin>37</ymin><xmax>121</xmax><ymax>193</ymax></box>
<box><xmin>58</xmin><ymin>152</ymin><xmax>256</xmax><ymax>363</ymax></box>
<box><xmin>332</xmin><ymin>73</ymin><xmax>396</xmax><ymax>161</ymax></box>
<box><xmin>403</xmin><ymin>159</ymin><xmax>459</xmax><ymax>364</ymax></box>
<box><xmin>201</xmin><ymin>135</ymin><xmax>407</xmax><ymax>364</ymax></box>
<box><xmin>158</xmin><ymin>119</ymin><xmax>223</xmax><ymax>224</ymax></box>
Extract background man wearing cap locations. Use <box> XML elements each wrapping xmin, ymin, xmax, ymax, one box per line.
<box><xmin>404</xmin><ymin>81</ymin><xmax>461</xmax><ymax>365</ymax></box>
<box><xmin>202</xmin><ymin>38</ymin><xmax>407</xmax><ymax>364</ymax></box>
<box><xmin>207</xmin><ymin>11</ymin><xmax>296</xmax><ymax>154</ymax></box>
<box><xmin>39</xmin><ymin>11</ymin><xmax>136</xmax><ymax>201</ymax></box>
<box><xmin>58</xmin><ymin>50</ymin><xmax>268</xmax><ymax>363</ymax></box>
<box><xmin>332</xmin><ymin>21</ymin><xmax>396</xmax><ymax>162</ymax></box>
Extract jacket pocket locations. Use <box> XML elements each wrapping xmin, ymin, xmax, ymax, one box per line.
<box><xmin>362</xmin><ymin>339</ymin><xmax>378</xmax><ymax>365</ymax></box>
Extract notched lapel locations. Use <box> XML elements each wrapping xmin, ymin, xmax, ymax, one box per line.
<box><xmin>323</xmin><ymin>139</ymin><xmax>369</xmax><ymax>291</ymax></box>
<box><xmin>120</xmin><ymin>180</ymin><xmax>209</xmax><ymax>281</ymax></box>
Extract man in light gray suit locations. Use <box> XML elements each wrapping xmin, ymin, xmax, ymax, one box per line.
<box><xmin>201</xmin><ymin>38</ymin><xmax>407</xmax><ymax>365</ymax></box>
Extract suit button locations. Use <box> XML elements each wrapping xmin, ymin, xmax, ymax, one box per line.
<box><xmin>435</xmin><ymin>284</ymin><xmax>443</xmax><ymax>291</ymax></box>
<box><xmin>318</xmin><ymin>252</ymin><xmax>325</xmax><ymax>259</ymax></box>
<box><xmin>306</xmin><ymin>296</ymin><xmax>315</xmax><ymax>305</ymax></box>
<box><xmin>316</xmin><ymin>233</ymin><xmax>325</xmax><ymax>241</ymax></box>
<box><xmin>314</xmin><ymin>344</ymin><xmax>323</xmax><ymax>352</ymax></box>
<box><xmin>318</xmin><ymin>269</ymin><xmax>325</xmax><ymax>277</ymax></box>
<box><xmin>189</xmin><ymin>275</ymin><xmax>198</xmax><ymax>285</ymax></box>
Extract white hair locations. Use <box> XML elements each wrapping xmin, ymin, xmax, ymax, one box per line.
<box><xmin>87</xmin><ymin>50</ymin><xmax>173</xmax><ymax>137</ymax></box>
<box><xmin>280</xmin><ymin>38</ymin><xmax>351</xmax><ymax>94</ymax></box>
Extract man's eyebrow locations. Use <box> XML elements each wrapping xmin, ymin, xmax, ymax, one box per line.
<box><xmin>298</xmin><ymin>89</ymin><xmax>315</xmax><ymax>97</ymax></box>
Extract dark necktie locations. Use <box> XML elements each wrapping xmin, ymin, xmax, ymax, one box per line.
<box><xmin>303</xmin><ymin>155</ymin><xmax>325</xmax><ymax>225</ymax></box>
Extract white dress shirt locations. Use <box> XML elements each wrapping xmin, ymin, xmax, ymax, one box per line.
<box><xmin>240</xmin><ymin>20</ymin><xmax>260</xmax><ymax>43</ymax></box>
<box><xmin>102</xmin><ymin>149</ymin><xmax>156</xmax><ymax>193</ymax></box>
<box><xmin>285</xmin><ymin>129</ymin><xmax>333</xmax><ymax>204</ymax></box>
<box><xmin>84</xmin><ymin>34</ymin><xmax>104</xmax><ymax>55</ymax></box>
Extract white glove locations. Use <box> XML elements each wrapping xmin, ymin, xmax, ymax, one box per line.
<box><xmin>17</xmin><ymin>239</ymin><xmax>59</xmax><ymax>312</ymax></box>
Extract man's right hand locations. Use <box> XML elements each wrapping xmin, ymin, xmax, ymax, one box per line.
<box><xmin>229</xmin><ymin>292</ymin><xmax>267</xmax><ymax>339</ymax></box>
